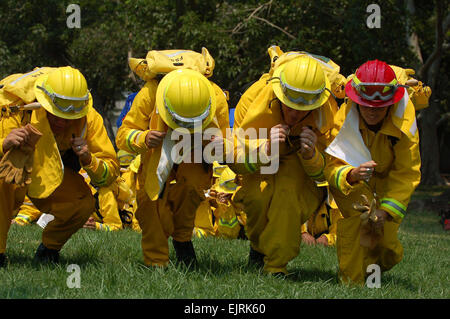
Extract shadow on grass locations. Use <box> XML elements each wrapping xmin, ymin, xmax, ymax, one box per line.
<box><xmin>4</xmin><ymin>248</ymin><xmax>102</xmax><ymax>270</ymax></box>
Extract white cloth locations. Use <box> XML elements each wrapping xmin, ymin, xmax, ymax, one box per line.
<box><xmin>325</xmin><ymin>103</ymin><xmax>372</xmax><ymax>167</ymax></box>
<box><xmin>36</xmin><ymin>213</ymin><xmax>55</xmax><ymax>229</ymax></box>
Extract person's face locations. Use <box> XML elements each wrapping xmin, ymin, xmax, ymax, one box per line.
<box><xmin>281</xmin><ymin>103</ymin><xmax>309</xmax><ymax>127</ymax></box>
<box><xmin>46</xmin><ymin>112</ymin><xmax>73</xmax><ymax>134</ymax></box>
<box><xmin>358</xmin><ymin>105</ymin><xmax>390</xmax><ymax>126</ymax></box>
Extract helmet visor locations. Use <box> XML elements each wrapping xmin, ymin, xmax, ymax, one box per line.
<box><xmin>164</xmin><ymin>97</ymin><xmax>211</xmax><ymax>129</ymax></box>
<box><xmin>37</xmin><ymin>84</ymin><xmax>89</xmax><ymax>114</ymax></box>
<box><xmin>274</xmin><ymin>74</ymin><xmax>327</xmax><ymax>106</ymax></box>
<box><xmin>351</xmin><ymin>78</ymin><xmax>407</xmax><ymax>102</ymax></box>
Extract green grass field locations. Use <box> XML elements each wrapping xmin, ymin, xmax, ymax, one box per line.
<box><xmin>1</xmin><ymin>187</ymin><xmax>449</xmax><ymax>299</ymax></box>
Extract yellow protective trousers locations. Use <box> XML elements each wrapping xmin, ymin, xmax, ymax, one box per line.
<box><xmin>93</xmin><ymin>184</ymin><xmax>123</xmax><ymax>231</ymax></box>
<box><xmin>30</xmin><ymin>168</ymin><xmax>95</xmax><ymax>250</ymax></box>
<box><xmin>135</xmin><ymin>162</ymin><xmax>211</xmax><ymax>267</ymax></box>
<box><xmin>331</xmin><ymin>185</ymin><xmax>403</xmax><ymax>285</ymax></box>
<box><xmin>0</xmin><ymin>181</ymin><xmax>26</xmax><ymax>254</ymax></box>
<box><xmin>14</xmin><ymin>196</ymin><xmax>43</xmax><ymax>225</ymax></box>
<box><xmin>234</xmin><ymin>154</ymin><xmax>324</xmax><ymax>274</ymax></box>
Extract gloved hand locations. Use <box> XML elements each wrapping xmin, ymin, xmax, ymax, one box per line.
<box><xmin>353</xmin><ymin>194</ymin><xmax>383</xmax><ymax>249</ymax></box>
<box><xmin>0</xmin><ymin>124</ymin><xmax>42</xmax><ymax>187</ymax></box>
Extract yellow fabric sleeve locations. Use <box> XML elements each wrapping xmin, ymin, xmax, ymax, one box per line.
<box><xmin>116</xmin><ymin>81</ymin><xmax>158</xmax><ymax>154</ymax></box>
<box><xmin>299</xmin><ymin>148</ymin><xmax>325</xmax><ymax>181</ymax></box>
<box><xmin>378</xmin><ymin>133</ymin><xmax>421</xmax><ymax>222</ymax></box>
<box><xmin>0</xmin><ymin>111</ymin><xmax>23</xmax><ymax>157</ymax></box>
<box><xmin>82</xmin><ymin>108</ymin><xmax>119</xmax><ymax>187</ymax></box>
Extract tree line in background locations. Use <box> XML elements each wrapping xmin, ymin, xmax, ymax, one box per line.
<box><xmin>0</xmin><ymin>0</ymin><xmax>448</xmax><ymax>185</ymax></box>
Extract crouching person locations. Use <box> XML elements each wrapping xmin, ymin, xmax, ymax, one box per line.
<box><xmin>116</xmin><ymin>68</ymin><xmax>229</xmax><ymax>268</ymax></box>
<box><xmin>324</xmin><ymin>60</ymin><xmax>421</xmax><ymax>284</ymax></box>
<box><xmin>0</xmin><ymin>66</ymin><xmax>118</xmax><ymax>266</ymax></box>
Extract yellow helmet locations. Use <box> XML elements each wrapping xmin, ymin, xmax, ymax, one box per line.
<box><xmin>211</xmin><ymin>166</ymin><xmax>238</xmax><ymax>194</ymax></box>
<box><xmin>212</xmin><ymin>161</ymin><xmax>227</xmax><ymax>178</ymax></box>
<box><xmin>272</xmin><ymin>56</ymin><xmax>331</xmax><ymax>110</ymax></box>
<box><xmin>34</xmin><ymin>66</ymin><xmax>92</xmax><ymax>120</ymax></box>
<box><xmin>155</xmin><ymin>69</ymin><xmax>216</xmax><ymax>132</ymax></box>
<box><xmin>117</xmin><ymin>150</ymin><xmax>136</xmax><ymax>167</ymax></box>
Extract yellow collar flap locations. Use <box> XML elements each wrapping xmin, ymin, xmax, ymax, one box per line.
<box><xmin>27</xmin><ymin>108</ymin><xmax>64</xmax><ymax>198</ymax></box>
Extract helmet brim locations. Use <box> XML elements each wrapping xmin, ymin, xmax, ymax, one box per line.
<box><xmin>272</xmin><ymin>63</ymin><xmax>331</xmax><ymax>111</ymax></box>
<box><xmin>345</xmin><ymin>80</ymin><xmax>405</xmax><ymax>108</ymax></box>
<box><xmin>34</xmin><ymin>74</ymin><xmax>91</xmax><ymax>120</ymax></box>
<box><xmin>155</xmin><ymin>69</ymin><xmax>217</xmax><ymax>133</ymax></box>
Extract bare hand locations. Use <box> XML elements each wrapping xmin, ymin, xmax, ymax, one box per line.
<box><xmin>2</xmin><ymin>127</ymin><xmax>30</xmax><ymax>153</ymax></box>
<box><xmin>267</xmin><ymin>124</ymin><xmax>289</xmax><ymax>154</ymax></box>
<box><xmin>208</xmin><ymin>189</ymin><xmax>218</xmax><ymax>198</ymax></box>
<box><xmin>373</xmin><ymin>208</ymin><xmax>392</xmax><ymax>230</ymax></box>
<box><xmin>145</xmin><ymin>130</ymin><xmax>166</xmax><ymax>149</ymax></box>
<box><xmin>216</xmin><ymin>192</ymin><xmax>232</xmax><ymax>204</ymax></box>
<box><xmin>302</xmin><ymin>232</ymin><xmax>316</xmax><ymax>246</ymax></box>
<box><xmin>83</xmin><ymin>217</ymin><xmax>97</xmax><ymax>230</ymax></box>
<box><xmin>299</xmin><ymin>126</ymin><xmax>317</xmax><ymax>160</ymax></box>
<box><xmin>347</xmin><ymin>160</ymin><xmax>377</xmax><ymax>184</ymax></box>
<box><xmin>316</xmin><ymin>235</ymin><xmax>329</xmax><ymax>246</ymax></box>
<box><xmin>71</xmin><ymin>135</ymin><xmax>91</xmax><ymax>166</ymax></box>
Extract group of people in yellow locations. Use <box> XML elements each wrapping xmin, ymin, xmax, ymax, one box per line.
<box><xmin>0</xmin><ymin>45</ymin><xmax>430</xmax><ymax>285</ymax></box>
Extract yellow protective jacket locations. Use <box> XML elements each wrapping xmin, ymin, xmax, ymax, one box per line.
<box><xmin>115</xmin><ymin>79</ymin><xmax>230</xmax><ymax>200</ymax></box>
<box><xmin>214</xmin><ymin>199</ymin><xmax>246</xmax><ymax>240</ymax></box>
<box><xmin>193</xmin><ymin>200</ymin><xmax>217</xmax><ymax>238</ymax></box>
<box><xmin>0</xmin><ymin>106</ymin><xmax>119</xmax><ymax>198</ymax></box>
<box><xmin>324</xmin><ymin>96</ymin><xmax>421</xmax><ymax>222</ymax></box>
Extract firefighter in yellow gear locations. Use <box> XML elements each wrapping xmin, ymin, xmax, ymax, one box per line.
<box><xmin>120</xmin><ymin>153</ymin><xmax>141</xmax><ymax>232</ymax></box>
<box><xmin>0</xmin><ymin>66</ymin><xmax>119</xmax><ymax>265</ymax></box>
<box><xmin>193</xmin><ymin>163</ymin><xmax>247</xmax><ymax>240</ymax></box>
<box><xmin>300</xmin><ymin>186</ymin><xmax>343</xmax><ymax>247</ymax></box>
<box><xmin>211</xmin><ymin>166</ymin><xmax>247</xmax><ymax>240</ymax></box>
<box><xmin>324</xmin><ymin>60</ymin><xmax>421</xmax><ymax>285</ymax></box>
<box><xmin>116</xmin><ymin>68</ymin><xmax>229</xmax><ymax>267</ymax></box>
<box><xmin>231</xmin><ymin>52</ymin><xmax>340</xmax><ymax>276</ymax></box>
<box><xmin>83</xmin><ymin>151</ymin><xmax>141</xmax><ymax>232</ymax></box>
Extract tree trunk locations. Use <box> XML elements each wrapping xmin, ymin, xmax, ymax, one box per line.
<box><xmin>412</xmin><ymin>0</ymin><xmax>446</xmax><ymax>185</ymax></box>
<box><xmin>91</xmin><ymin>91</ymin><xmax>117</xmax><ymax>150</ymax></box>
<box><xmin>405</xmin><ymin>0</ymin><xmax>424</xmax><ymax>65</ymax></box>
<box><xmin>419</xmin><ymin>59</ymin><xmax>444</xmax><ymax>185</ymax></box>
<box><xmin>103</xmin><ymin>112</ymin><xmax>117</xmax><ymax>150</ymax></box>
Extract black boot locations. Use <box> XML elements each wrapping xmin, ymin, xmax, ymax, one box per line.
<box><xmin>34</xmin><ymin>243</ymin><xmax>60</xmax><ymax>264</ymax></box>
<box><xmin>0</xmin><ymin>253</ymin><xmax>6</xmax><ymax>268</ymax></box>
<box><xmin>248</xmin><ymin>246</ymin><xmax>265</xmax><ymax>269</ymax></box>
<box><xmin>172</xmin><ymin>240</ymin><xmax>197</xmax><ymax>268</ymax></box>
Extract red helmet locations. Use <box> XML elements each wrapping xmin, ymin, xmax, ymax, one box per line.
<box><xmin>345</xmin><ymin>60</ymin><xmax>406</xmax><ymax>107</ymax></box>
